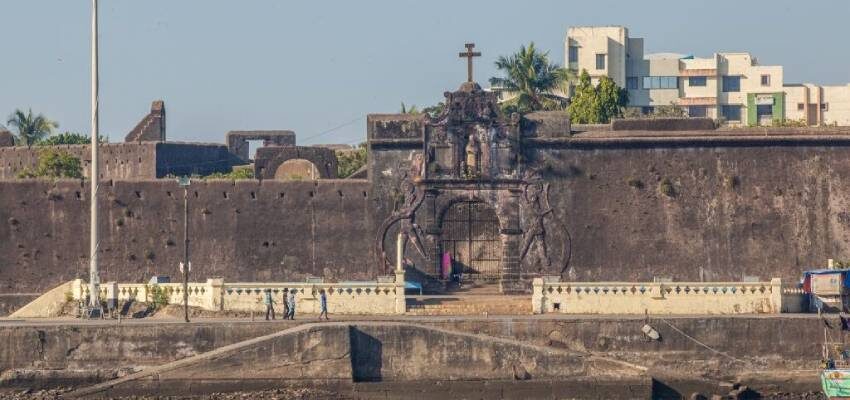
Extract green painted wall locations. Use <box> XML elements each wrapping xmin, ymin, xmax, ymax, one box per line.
<box><xmin>747</xmin><ymin>94</ymin><xmax>757</xmax><ymax>125</ymax></box>
<box><xmin>747</xmin><ymin>92</ymin><xmax>785</xmax><ymax>126</ymax></box>
<box><xmin>772</xmin><ymin>92</ymin><xmax>785</xmax><ymax>123</ymax></box>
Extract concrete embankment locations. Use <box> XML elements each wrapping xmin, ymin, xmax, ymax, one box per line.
<box><xmin>0</xmin><ymin>316</ymin><xmax>830</xmax><ymax>398</ymax></box>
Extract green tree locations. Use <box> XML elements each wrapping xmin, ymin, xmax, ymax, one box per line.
<box><xmin>400</xmin><ymin>102</ymin><xmax>420</xmax><ymax>114</ymax></box>
<box><xmin>568</xmin><ymin>70</ymin><xmax>628</xmax><ymax>124</ymax></box>
<box><xmin>596</xmin><ymin>76</ymin><xmax>628</xmax><ymax>123</ymax></box>
<box><xmin>568</xmin><ymin>70</ymin><xmax>599</xmax><ymax>123</ymax></box>
<box><xmin>337</xmin><ymin>143</ymin><xmax>367</xmax><ymax>178</ymax></box>
<box><xmin>422</xmin><ymin>102</ymin><xmax>445</xmax><ymax>119</ymax></box>
<box><xmin>6</xmin><ymin>109</ymin><xmax>58</xmax><ymax>147</ymax></box>
<box><xmin>17</xmin><ymin>148</ymin><xmax>83</xmax><ymax>179</ymax></box>
<box><xmin>489</xmin><ymin>42</ymin><xmax>572</xmax><ymax>114</ymax></box>
<box><xmin>38</xmin><ymin>131</ymin><xmax>105</xmax><ymax>146</ymax></box>
<box><xmin>203</xmin><ymin>166</ymin><xmax>254</xmax><ymax>180</ymax></box>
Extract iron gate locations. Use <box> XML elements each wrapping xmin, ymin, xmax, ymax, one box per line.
<box><xmin>440</xmin><ymin>201</ymin><xmax>502</xmax><ymax>281</ymax></box>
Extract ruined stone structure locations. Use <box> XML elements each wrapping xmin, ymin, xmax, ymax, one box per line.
<box><xmin>125</xmin><ymin>100</ymin><xmax>166</xmax><ymax>142</ymax></box>
<box><xmin>226</xmin><ymin>130</ymin><xmax>296</xmax><ymax>162</ymax></box>
<box><xmin>6</xmin><ymin>73</ymin><xmax>850</xmax><ymax>312</ymax></box>
<box><xmin>254</xmin><ymin>146</ymin><xmax>338</xmax><ymax>180</ymax></box>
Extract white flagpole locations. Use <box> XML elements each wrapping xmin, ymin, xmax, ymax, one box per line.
<box><xmin>89</xmin><ymin>0</ymin><xmax>100</xmax><ymax>308</ymax></box>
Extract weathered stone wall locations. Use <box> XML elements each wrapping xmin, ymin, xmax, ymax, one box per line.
<box><xmin>0</xmin><ymin>143</ymin><xmax>157</xmax><ymax>179</ymax></box>
<box><xmin>8</xmin><ymin>126</ymin><xmax>850</xmax><ymax>311</ymax></box>
<box><xmin>0</xmin><ymin>142</ymin><xmax>236</xmax><ymax>180</ymax></box>
<box><xmin>0</xmin><ymin>179</ymin><xmax>375</xmax><ymax>311</ymax></box>
<box><xmin>527</xmin><ymin>136</ymin><xmax>850</xmax><ymax>282</ymax></box>
<box><xmin>154</xmin><ymin>142</ymin><xmax>240</xmax><ymax>177</ymax></box>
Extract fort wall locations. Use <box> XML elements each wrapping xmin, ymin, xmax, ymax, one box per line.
<box><xmin>7</xmin><ymin>127</ymin><xmax>850</xmax><ymax>311</ymax></box>
<box><xmin>0</xmin><ymin>142</ymin><xmax>235</xmax><ymax>180</ymax></box>
<box><xmin>529</xmin><ymin>137</ymin><xmax>850</xmax><ymax>282</ymax></box>
<box><xmin>0</xmin><ymin>179</ymin><xmax>375</xmax><ymax>309</ymax></box>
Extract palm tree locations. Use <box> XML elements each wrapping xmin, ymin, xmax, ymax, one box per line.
<box><xmin>489</xmin><ymin>42</ymin><xmax>573</xmax><ymax>114</ymax></box>
<box><xmin>6</xmin><ymin>109</ymin><xmax>58</xmax><ymax>147</ymax></box>
<box><xmin>400</xmin><ymin>102</ymin><xmax>420</xmax><ymax>114</ymax></box>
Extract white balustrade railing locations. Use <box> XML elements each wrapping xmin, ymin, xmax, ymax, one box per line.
<box><xmin>532</xmin><ymin>278</ymin><xmax>802</xmax><ymax>315</ymax></box>
<box><xmin>71</xmin><ymin>271</ymin><xmax>406</xmax><ymax>315</ymax></box>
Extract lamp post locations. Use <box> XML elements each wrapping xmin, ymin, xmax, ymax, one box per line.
<box><xmin>88</xmin><ymin>0</ymin><xmax>102</xmax><ymax>316</ymax></box>
<box><xmin>178</xmin><ymin>176</ymin><xmax>191</xmax><ymax>323</ymax></box>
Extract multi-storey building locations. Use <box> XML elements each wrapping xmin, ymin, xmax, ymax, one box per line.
<box><xmin>564</xmin><ymin>26</ymin><xmax>850</xmax><ymax>126</ymax></box>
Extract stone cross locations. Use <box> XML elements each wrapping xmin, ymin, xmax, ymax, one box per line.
<box><xmin>458</xmin><ymin>43</ymin><xmax>481</xmax><ymax>83</ymax></box>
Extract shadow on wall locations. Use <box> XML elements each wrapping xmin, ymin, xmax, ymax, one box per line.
<box><xmin>349</xmin><ymin>326</ymin><xmax>383</xmax><ymax>382</ymax></box>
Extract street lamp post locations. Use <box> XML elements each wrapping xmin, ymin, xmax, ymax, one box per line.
<box><xmin>178</xmin><ymin>176</ymin><xmax>191</xmax><ymax>323</ymax></box>
<box><xmin>88</xmin><ymin>0</ymin><xmax>102</xmax><ymax>317</ymax></box>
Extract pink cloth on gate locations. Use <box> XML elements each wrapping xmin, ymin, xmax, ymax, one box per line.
<box><xmin>441</xmin><ymin>252</ymin><xmax>451</xmax><ymax>280</ymax></box>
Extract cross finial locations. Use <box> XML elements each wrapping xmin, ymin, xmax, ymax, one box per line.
<box><xmin>458</xmin><ymin>43</ymin><xmax>481</xmax><ymax>83</ymax></box>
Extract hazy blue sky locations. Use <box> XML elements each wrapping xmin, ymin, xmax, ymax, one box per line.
<box><xmin>2</xmin><ymin>0</ymin><xmax>849</xmax><ymax>145</ymax></box>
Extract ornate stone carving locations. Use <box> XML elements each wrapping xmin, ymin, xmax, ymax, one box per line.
<box><xmin>520</xmin><ymin>171</ymin><xmax>572</xmax><ymax>276</ymax></box>
<box><xmin>424</xmin><ymin>82</ymin><xmax>519</xmax><ymax>181</ymax></box>
<box><xmin>376</xmin><ymin>172</ymin><xmax>427</xmax><ymax>271</ymax></box>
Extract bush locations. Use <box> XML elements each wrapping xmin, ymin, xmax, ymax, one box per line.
<box><xmin>659</xmin><ymin>178</ymin><xmax>675</xmax><ymax>197</ymax></box>
<box><xmin>203</xmin><ymin>166</ymin><xmax>254</xmax><ymax>180</ymax></box>
<box><xmin>38</xmin><ymin>132</ymin><xmax>106</xmax><ymax>145</ymax></box>
<box><xmin>337</xmin><ymin>144</ymin><xmax>367</xmax><ymax>178</ymax></box>
<box><xmin>772</xmin><ymin>118</ymin><xmax>808</xmax><ymax>128</ymax></box>
<box><xmin>148</xmin><ymin>284</ymin><xmax>169</xmax><ymax>310</ymax></box>
<box><xmin>17</xmin><ymin>149</ymin><xmax>83</xmax><ymax>179</ymax></box>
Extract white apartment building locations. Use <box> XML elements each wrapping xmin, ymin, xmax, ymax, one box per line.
<box><xmin>565</xmin><ymin>26</ymin><xmax>850</xmax><ymax>126</ymax></box>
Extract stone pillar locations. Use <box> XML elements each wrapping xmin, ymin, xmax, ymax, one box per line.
<box><xmin>207</xmin><ymin>278</ymin><xmax>224</xmax><ymax>311</ymax></box>
<box><xmin>71</xmin><ymin>279</ymin><xmax>84</xmax><ymax>300</ymax></box>
<box><xmin>499</xmin><ymin>189</ymin><xmax>524</xmax><ymax>294</ymax></box>
<box><xmin>423</xmin><ymin>190</ymin><xmax>441</xmax><ymax>277</ymax></box>
<box><xmin>531</xmin><ymin>278</ymin><xmax>544</xmax><ymax>314</ymax></box>
<box><xmin>770</xmin><ymin>277</ymin><xmax>782</xmax><ymax>314</ymax></box>
<box><xmin>499</xmin><ymin>233</ymin><xmax>524</xmax><ymax>294</ymax></box>
<box><xmin>395</xmin><ymin>269</ymin><xmax>406</xmax><ymax>314</ymax></box>
<box><xmin>396</xmin><ymin>233</ymin><xmax>404</xmax><ymax>272</ymax></box>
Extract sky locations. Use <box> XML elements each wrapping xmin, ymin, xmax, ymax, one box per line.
<box><xmin>2</xmin><ymin>0</ymin><xmax>849</xmax><ymax>146</ymax></box>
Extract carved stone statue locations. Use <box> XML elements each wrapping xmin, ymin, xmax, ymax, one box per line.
<box><xmin>397</xmin><ymin>179</ymin><xmax>427</xmax><ymax>260</ymax></box>
<box><xmin>464</xmin><ymin>132</ymin><xmax>480</xmax><ymax>177</ymax></box>
<box><xmin>376</xmin><ymin>173</ymin><xmax>427</xmax><ymax>271</ymax></box>
<box><xmin>520</xmin><ymin>177</ymin><xmax>553</xmax><ymax>270</ymax></box>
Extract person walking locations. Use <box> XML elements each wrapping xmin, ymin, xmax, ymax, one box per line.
<box><xmin>263</xmin><ymin>289</ymin><xmax>276</xmax><ymax>321</ymax></box>
<box><xmin>281</xmin><ymin>288</ymin><xmax>290</xmax><ymax>320</ymax></box>
<box><xmin>318</xmin><ymin>290</ymin><xmax>329</xmax><ymax>320</ymax></box>
<box><xmin>286</xmin><ymin>290</ymin><xmax>296</xmax><ymax>320</ymax></box>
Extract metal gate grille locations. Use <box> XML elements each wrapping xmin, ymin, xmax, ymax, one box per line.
<box><xmin>440</xmin><ymin>201</ymin><xmax>501</xmax><ymax>281</ymax></box>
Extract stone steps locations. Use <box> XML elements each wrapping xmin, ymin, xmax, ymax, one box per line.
<box><xmin>405</xmin><ymin>296</ymin><xmax>532</xmax><ymax>316</ymax></box>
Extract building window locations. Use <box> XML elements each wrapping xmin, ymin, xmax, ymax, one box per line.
<box><xmin>688</xmin><ymin>76</ymin><xmax>707</xmax><ymax>87</ymax></box>
<box><xmin>822</xmin><ymin>103</ymin><xmax>830</xmax><ymax>111</ymax></box>
<box><xmin>760</xmin><ymin>74</ymin><xmax>770</xmax><ymax>86</ymax></box>
<box><xmin>641</xmin><ymin>106</ymin><xmax>655</xmax><ymax>115</ymax></box>
<box><xmin>721</xmin><ymin>105</ymin><xmax>742</xmax><ymax>121</ymax></box>
<box><xmin>596</xmin><ymin>54</ymin><xmax>606</xmax><ymax>70</ymax></box>
<box><xmin>722</xmin><ymin>76</ymin><xmax>741</xmax><ymax>92</ymax></box>
<box><xmin>688</xmin><ymin>106</ymin><xmax>707</xmax><ymax>118</ymax></box>
<box><xmin>797</xmin><ymin>103</ymin><xmax>805</xmax><ymax>111</ymax></box>
<box><xmin>756</xmin><ymin>104</ymin><xmax>773</xmax><ymax>118</ymax></box>
<box><xmin>626</xmin><ymin>77</ymin><xmax>639</xmax><ymax>89</ymax></box>
<box><xmin>642</xmin><ymin>76</ymin><xmax>678</xmax><ymax>89</ymax></box>
<box><xmin>569</xmin><ymin>46</ymin><xmax>579</xmax><ymax>64</ymax></box>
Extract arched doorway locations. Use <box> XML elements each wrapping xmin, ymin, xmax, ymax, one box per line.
<box><xmin>274</xmin><ymin>159</ymin><xmax>320</xmax><ymax>180</ymax></box>
<box><xmin>440</xmin><ymin>201</ymin><xmax>502</xmax><ymax>282</ymax></box>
